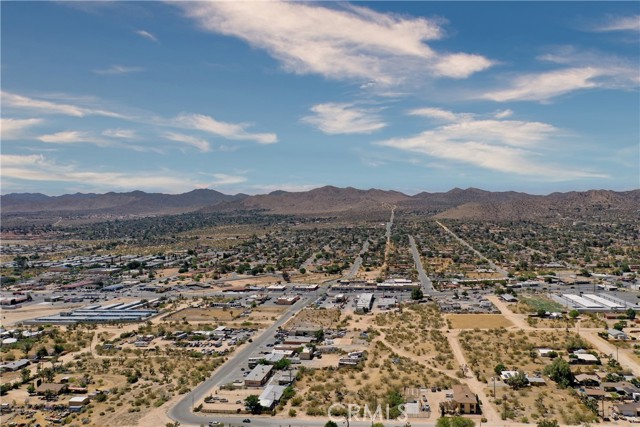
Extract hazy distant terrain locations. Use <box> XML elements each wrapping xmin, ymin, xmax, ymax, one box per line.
<box><xmin>2</xmin><ymin>186</ymin><xmax>638</xmax><ymax>227</ymax></box>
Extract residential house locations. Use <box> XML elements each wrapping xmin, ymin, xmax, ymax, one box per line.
<box><xmin>452</xmin><ymin>384</ymin><xmax>479</xmax><ymax>414</ymax></box>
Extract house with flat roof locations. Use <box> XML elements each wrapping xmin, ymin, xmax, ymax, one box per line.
<box><xmin>245</xmin><ymin>365</ymin><xmax>274</xmax><ymax>387</ymax></box>
<box><xmin>259</xmin><ymin>384</ymin><xmax>286</xmax><ymax>409</ymax></box>
<box><xmin>36</xmin><ymin>383</ymin><xmax>68</xmax><ymax>395</ymax></box>
<box><xmin>0</xmin><ymin>359</ymin><xmax>30</xmax><ymax>372</ymax></box>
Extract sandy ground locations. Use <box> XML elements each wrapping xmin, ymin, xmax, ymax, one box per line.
<box><xmin>447</xmin><ymin>314</ymin><xmax>514</xmax><ymax>329</ymax></box>
<box><xmin>1</xmin><ymin>301</ymin><xmax>84</xmax><ymax>326</ymax></box>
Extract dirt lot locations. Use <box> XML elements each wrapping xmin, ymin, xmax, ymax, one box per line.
<box><xmin>458</xmin><ymin>328</ymin><xmax>598</xmax><ymax>425</ymax></box>
<box><xmin>284</xmin><ymin>308</ymin><xmax>342</xmax><ymax>330</ymax></box>
<box><xmin>243</xmin><ymin>306</ymin><xmax>286</xmax><ymax>323</ymax></box>
<box><xmin>447</xmin><ymin>314</ymin><xmax>514</xmax><ymax>329</ymax></box>
<box><xmin>1</xmin><ymin>301</ymin><xmax>84</xmax><ymax>326</ymax></box>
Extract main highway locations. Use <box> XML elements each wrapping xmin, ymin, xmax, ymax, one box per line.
<box><xmin>408</xmin><ymin>235</ymin><xmax>437</xmax><ymax>295</ymax></box>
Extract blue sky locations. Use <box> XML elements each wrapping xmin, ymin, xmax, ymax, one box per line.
<box><xmin>1</xmin><ymin>1</ymin><xmax>638</xmax><ymax>196</ymax></box>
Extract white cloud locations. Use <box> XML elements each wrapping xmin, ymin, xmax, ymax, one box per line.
<box><xmin>163</xmin><ymin>132</ymin><xmax>211</xmax><ymax>152</ymax></box>
<box><xmin>482</xmin><ymin>67</ymin><xmax>604</xmax><ymax>102</ymax></box>
<box><xmin>1</xmin><ymin>91</ymin><xmax>126</xmax><ymax>118</ymax></box>
<box><xmin>0</xmin><ymin>154</ymin><xmax>237</xmax><ymax>193</ymax></box>
<box><xmin>302</xmin><ymin>103</ymin><xmax>386</xmax><ymax>134</ymax></box>
<box><xmin>493</xmin><ymin>109</ymin><xmax>513</xmax><ymax>119</ymax></box>
<box><xmin>408</xmin><ymin>107</ymin><xmax>463</xmax><ymax>122</ymax></box>
<box><xmin>203</xmin><ymin>173</ymin><xmax>248</xmax><ymax>186</ymax></box>
<box><xmin>38</xmin><ymin>131</ymin><xmax>112</xmax><ymax>146</ymax></box>
<box><xmin>432</xmin><ymin>53</ymin><xmax>494</xmax><ymax>79</ymax></box>
<box><xmin>1</xmin><ymin>118</ymin><xmax>44</xmax><ymax>140</ymax></box>
<box><xmin>172</xmin><ymin>1</ymin><xmax>492</xmax><ymax>85</ymax></box>
<box><xmin>377</xmin><ymin>109</ymin><xmax>607</xmax><ymax>180</ymax></box>
<box><xmin>174</xmin><ymin>113</ymin><xmax>277</xmax><ymax>144</ymax></box>
<box><xmin>136</xmin><ymin>29</ymin><xmax>158</xmax><ymax>42</ymax></box>
<box><xmin>481</xmin><ymin>46</ymin><xmax>639</xmax><ymax>102</ymax></box>
<box><xmin>102</xmin><ymin>128</ymin><xmax>136</xmax><ymax>139</ymax></box>
<box><xmin>93</xmin><ymin>65</ymin><xmax>145</xmax><ymax>75</ymax></box>
<box><xmin>593</xmin><ymin>15</ymin><xmax>640</xmax><ymax>32</ymax></box>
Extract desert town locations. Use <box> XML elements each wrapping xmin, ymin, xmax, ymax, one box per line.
<box><xmin>1</xmin><ymin>205</ymin><xmax>640</xmax><ymax>427</ymax></box>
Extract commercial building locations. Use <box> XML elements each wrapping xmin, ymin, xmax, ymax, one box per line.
<box><xmin>245</xmin><ymin>365</ymin><xmax>274</xmax><ymax>387</ymax></box>
<box><xmin>356</xmin><ymin>293</ymin><xmax>374</xmax><ymax>312</ymax></box>
<box><xmin>275</xmin><ymin>295</ymin><xmax>300</xmax><ymax>305</ymax></box>
<box><xmin>24</xmin><ymin>300</ymin><xmax>158</xmax><ymax>325</ymax></box>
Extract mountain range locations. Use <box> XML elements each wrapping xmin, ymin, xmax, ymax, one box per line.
<box><xmin>1</xmin><ymin>186</ymin><xmax>639</xmax><ymax>223</ymax></box>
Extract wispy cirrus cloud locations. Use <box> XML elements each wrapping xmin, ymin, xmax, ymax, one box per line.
<box><xmin>408</xmin><ymin>107</ymin><xmax>467</xmax><ymax>122</ymax></box>
<box><xmin>481</xmin><ymin>47</ymin><xmax>639</xmax><ymax>102</ymax></box>
<box><xmin>201</xmin><ymin>173</ymin><xmax>247</xmax><ymax>187</ymax></box>
<box><xmin>302</xmin><ymin>103</ymin><xmax>386</xmax><ymax>135</ymax></box>
<box><xmin>102</xmin><ymin>128</ymin><xmax>136</xmax><ymax>139</ymax></box>
<box><xmin>592</xmin><ymin>15</ymin><xmax>640</xmax><ymax>32</ymax></box>
<box><xmin>1</xmin><ymin>91</ymin><xmax>127</xmax><ymax>118</ymax></box>
<box><xmin>163</xmin><ymin>132</ymin><xmax>211</xmax><ymax>152</ymax></box>
<box><xmin>0</xmin><ymin>154</ymin><xmax>242</xmax><ymax>193</ymax></box>
<box><xmin>37</xmin><ymin>131</ymin><xmax>113</xmax><ymax>147</ymax></box>
<box><xmin>1</xmin><ymin>118</ymin><xmax>44</xmax><ymax>140</ymax></box>
<box><xmin>378</xmin><ymin>108</ymin><xmax>607</xmax><ymax>180</ymax></box>
<box><xmin>136</xmin><ymin>29</ymin><xmax>158</xmax><ymax>42</ymax></box>
<box><xmin>93</xmin><ymin>65</ymin><xmax>145</xmax><ymax>75</ymax></box>
<box><xmin>171</xmin><ymin>1</ymin><xmax>493</xmax><ymax>86</ymax></box>
<box><xmin>174</xmin><ymin>113</ymin><xmax>277</xmax><ymax>144</ymax></box>
<box><xmin>3</xmin><ymin>90</ymin><xmax>278</xmax><ymax>146</ymax></box>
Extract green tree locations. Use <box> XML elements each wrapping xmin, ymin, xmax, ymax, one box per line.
<box><xmin>569</xmin><ymin>310</ymin><xmax>579</xmax><ymax>319</ymax></box>
<box><xmin>627</xmin><ymin>308</ymin><xmax>636</xmax><ymax>320</ymax></box>
<box><xmin>245</xmin><ymin>394</ymin><xmax>262</xmax><ymax>414</ymax></box>
<box><xmin>36</xmin><ymin>347</ymin><xmax>48</xmax><ymax>359</ymax></box>
<box><xmin>22</xmin><ymin>341</ymin><xmax>33</xmax><ymax>357</ymax></box>
<box><xmin>543</xmin><ymin>358</ymin><xmax>573</xmax><ymax>387</ymax></box>
<box><xmin>506</xmin><ymin>371</ymin><xmax>529</xmax><ymax>390</ymax></box>
<box><xmin>299</xmin><ymin>267</ymin><xmax>306</xmax><ymax>274</ymax></box>
<box><xmin>411</xmin><ymin>288</ymin><xmax>424</xmax><ymax>300</ymax></box>
<box><xmin>613</xmin><ymin>321</ymin><xmax>627</xmax><ymax>331</ymax></box>
<box><xmin>494</xmin><ymin>362</ymin><xmax>506</xmax><ymax>376</ymax></box>
<box><xmin>325</xmin><ymin>422</ymin><xmax>338</xmax><ymax>427</ymax></box>
<box><xmin>274</xmin><ymin>358</ymin><xmax>292</xmax><ymax>370</ymax></box>
<box><xmin>21</xmin><ymin>368</ymin><xmax>31</xmax><ymax>383</ymax></box>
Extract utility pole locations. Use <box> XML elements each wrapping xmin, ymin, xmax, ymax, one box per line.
<box><xmin>493</xmin><ymin>376</ymin><xmax>496</xmax><ymax>398</ymax></box>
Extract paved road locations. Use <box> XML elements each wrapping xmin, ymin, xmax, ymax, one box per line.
<box><xmin>435</xmin><ymin>220</ymin><xmax>509</xmax><ymax>277</ymax></box>
<box><xmin>169</xmin><ymin>295</ymin><xmax>312</xmax><ymax>425</ymax></box>
<box><xmin>385</xmin><ymin>208</ymin><xmax>395</xmax><ymax>242</ymax></box>
<box><xmin>345</xmin><ymin>240</ymin><xmax>370</xmax><ymax>279</ymax></box>
<box><xmin>174</xmin><ymin>415</ymin><xmax>439</xmax><ymax>427</ymax></box>
<box><xmin>408</xmin><ymin>235</ymin><xmax>437</xmax><ymax>295</ymax></box>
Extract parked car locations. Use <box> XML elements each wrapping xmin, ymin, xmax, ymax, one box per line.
<box><xmin>242</xmin><ymin>419</ymin><xmax>251</xmax><ymax>423</ymax></box>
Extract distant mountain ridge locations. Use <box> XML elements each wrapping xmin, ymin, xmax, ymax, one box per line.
<box><xmin>1</xmin><ymin>186</ymin><xmax>639</xmax><ymax>222</ymax></box>
<box><xmin>1</xmin><ymin>189</ymin><xmax>248</xmax><ymax>216</ymax></box>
